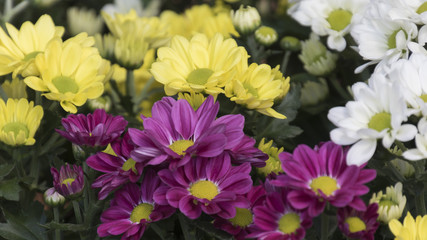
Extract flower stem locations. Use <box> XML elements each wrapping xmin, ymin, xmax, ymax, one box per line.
<box><xmin>72</xmin><ymin>201</ymin><xmax>83</xmax><ymax>224</ymax></box>
<box><xmin>415</xmin><ymin>189</ymin><xmax>426</xmax><ymax>216</ymax></box>
<box><xmin>280</xmin><ymin>51</ymin><xmax>292</xmax><ymax>74</ymax></box>
<box><xmin>329</xmin><ymin>74</ymin><xmax>352</xmax><ymax>101</ymax></box>
<box><xmin>0</xmin><ymin>85</ymin><xmax>7</xmax><ymax>101</ymax></box>
<box><xmin>53</xmin><ymin>207</ymin><xmax>61</xmax><ymax>240</ymax></box>
<box><xmin>126</xmin><ymin>69</ymin><xmax>135</xmax><ymax>103</ymax></box>
<box><xmin>321</xmin><ymin>210</ymin><xmax>330</xmax><ymax>240</ymax></box>
<box><xmin>133</xmin><ymin>76</ymin><xmax>155</xmax><ymax>113</ymax></box>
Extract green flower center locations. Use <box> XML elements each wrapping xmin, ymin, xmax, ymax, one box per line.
<box><xmin>379</xmin><ymin>199</ymin><xmax>397</xmax><ymax>210</ymax></box>
<box><xmin>420</xmin><ymin>94</ymin><xmax>427</xmax><ymax>102</ymax></box>
<box><xmin>2</xmin><ymin>122</ymin><xmax>29</xmax><ymax>138</ymax></box>
<box><xmin>129</xmin><ymin>203</ymin><xmax>153</xmax><ymax>223</ymax></box>
<box><xmin>310</xmin><ymin>176</ymin><xmax>339</xmax><ymax>196</ymax></box>
<box><xmin>169</xmin><ymin>140</ymin><xmax>194</xmax><ymax>156</ymax></box>
<box><xmin>229</xmin><ymin>208</ymin><xmax>253</xmax><ymax>227</ymax></box>
<box><xmin>327</xmin><ymin>9</ymin><xmax>353</xmax><ymax>31</ymax></box>
<box><xmin>388</xmin><ymin>29</ymin><xmax>407</xmax><ymax>49</ymax></box>
<box><xmin>243</xmin><ymin>83</ymin><xmax>259</xmax><ymax>97</ymax></box>
<box><xmin>187</xmin><ymin>68</ymin><xmax>214</xmax><ymax>85</ymax></box>
<box><xmin>417</xmin><ymin>2</ymin><xmax>427</xmax><ymax>14</ymax></box>
<box><xmin>345</xmin><ymin>217</ymin><xmax>366</xmax><ymax>233</ymax></box>
<box><xmin>122</xmin><ymin>158</ymin><xmax>137</xmax><ymax>174</ymax></box>
<box><xmin>189</xmin><ymin>180</ymin><xmax>219</xmax><ymax>201</ymax></box>
<box><xmin>62</xmin><ymin>178</ymin><xmax>75</xmax><ymax>186</ymax></box>
<box><xmin>52</xmin><ymin>76</ymin><xmax>79</xmax><ymax>94</ymax></box>
<box><xmin>278</xmin><ymin>213</ymin><xmax>300</xmax><ymax>234</ymax></box>
<box><xmin>23</xmin><ymin>51</ymin><xmax>42</xmax><ymax>61</ymax></box>
<box><xmin>368</xmin><ymin>112</ymin><xmax>392</xmax><ymax>132</ymax></box>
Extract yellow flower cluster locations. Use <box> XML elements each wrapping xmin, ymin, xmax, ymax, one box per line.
<box><xmin>257</xmin><ymin>138</ymin><xmax>284</xmax><ymax>176</ymax></box>
<box><xmin>389</xmin><ymin>212</ymin><xmax>427</xmax><ymax>240</ymax></box>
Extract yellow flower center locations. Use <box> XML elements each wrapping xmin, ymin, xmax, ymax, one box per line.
<box><xmin>189</xmin><ymin>180</ymin><xmax>219</xmax><ymax>200</ymax></box>
<box><xmin>187</xmin><ymin>68</ymin><xmax>214</xmax><ymax>85</ymax></box>
<box><xmin>388</xmin><ymin>29</ymin><xmax>407</xmax><ymax>49</ymax></box>
<box><xmin>62</xmin><ymin>178</ymin><xmax>75</xmax><ymax>186</ymax></box>
<box><xmin>278</xmin><ymin>213</ymin><xmax>300</xmax><ymax>234</ymax></box>
<box><xmin>379</xmin><ymin>199</ymin><xmax>397</xmax><ymax>210</ymax></box>
<box><xmin>345</xmin><ymin>217</ymin><xmax>366</xmax><ymax>233</ymax></box>
<box><xmin>229</xmin><ymin>208</ymin><xmax>253</xmax><ymax>227</ymax></box>
<box><xmin>310</xmin><ymin>176</ymin><xmax>339</xmax><ymax>196</ymax></box>
<box><xmin>2</xmin><ymin>122</ymin><xmax>29</xmax><ymax>138</ymax></box>
<box><xmin>368</xmin><ymin>112</ymin><xmax>392</xmax><ymax>132</ymax></box>
<box><xmin>52</xmin><ymin>76</ymin><xmax>79</xmax><ymax>94</ymax></box>
<box><xmin>327</xmin><ymin>9</ymin><xmax>353</xmax><ymax>31</ymax></box>
<box><xmin>129</xmin><ymin>203</ymin><xmax>153</xmax><ymax>223</ymax></box>
<box><xmin>169</xmin><ymin>140</ymin><xmax>194</xmax><ymax>156</ymax></box>
<box><xmin>417</xmin><ymin>2</ymin><xmax>427</xmax><ymax>14</ymax></box>
<box><xmin>122</xmin><ymin>158</ymin><xmax>137</xmax><ymax>174</ymax></box>
<box><xmin>23</xmin><ymin>51</ymin><xmax>42</xmax><ymax>61</ymax></box>
<box><xmin>243</xmin><ymin>83</ymin><xmax>259</xmax><ymax>97</ymax></box>
<box><xmin>420</xmin><ymin>94</ymin><xmax>427</xmax><ymax>102</ymax></box>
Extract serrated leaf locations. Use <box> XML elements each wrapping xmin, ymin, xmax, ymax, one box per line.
<box><xmin>0</xmin><ymin>179</ymin><xmax>20</xmax><ymax>201</ymax></box>
<box><xmin>0</xmin><ymin>164</ymin><xmax>14</xmax><ymax>178</ymax></box>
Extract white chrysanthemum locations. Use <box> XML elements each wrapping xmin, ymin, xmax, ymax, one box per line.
<box><xmin>328</xmin><ymin>74</ymin><xmax>417</xmax><ymax>166</ymax></box>
<box><xmin>403</xmin><ymin>116</ymin><xmax>427</xmax><ymax>161</ymax></box>
<box><xmin>369</xmin><ymin>182</ymin><xmax>406</xmax><ymax>223</ymax></box>
<box><xmin>351</xmin><ymin>1</ymin><xmax>418</xmax><ymax>72</ymax></box>
<box><xmin>388</xmin><ymin>0</ymin><xmax>427</xmax><ymax>24</ymax></box>
<box><xmin>102</xmin><ymin>0</ymin><xmax>161</xmax><ymax>17</ymax></box>
<box><xmin>387</xmin><ymin>53</ymin><xmax>427</xmax><ymax>116</ymax></box>
<box><xmin>289</xmin><ymin>0</ymin><xmax>369</xmax><ymax>51</ymax></box>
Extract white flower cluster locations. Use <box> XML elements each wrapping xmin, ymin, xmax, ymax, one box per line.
<box><xmin>325</xmin><ymin>0</ymin><xmax>427</xmax><ymax>166</ymax></box>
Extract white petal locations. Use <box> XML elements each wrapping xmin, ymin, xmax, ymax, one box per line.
<box><xmin>395</xmin><ymin>124</ymin><xmax>417</xmax><ymax>142</ymax></box>
<box><xmin>346</xmin><ymin>139</ymin><xmax>377</xmax><ymax>166</ymax></box>
<box><xmin>330</xmin><ymin>128</ymin><xmax>358</xmax><ymax>145</ymax></box>
<box><xmin>402</xmin><ymin>149</ymin><xmax>426</xmax><ymax>161</ymax></box>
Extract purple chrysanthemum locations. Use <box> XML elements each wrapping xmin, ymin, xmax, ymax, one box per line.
<box><xmin>87</xmin><ymin>133</ymin><xmax>143</xmax><ymax>200</ymax></box>
<box><xmin>213</xmin><ymin>185</ymin><xmax>266</xmax><ymax>240</ymax></box>
<box><xmin>56</xmin><ymin>109</ymin><xmax>127</xmax><ymax>147</ymax></box>
<box><xmin>128</xmin><ymin>96</ymin><xmax>249</xmax><ymax>169</ymax></box>
<box><xmin>272</xmin><ymin>141</ymin><xmax>376</xmax><ymax>217</ymax></box>
<box><xmin>248</xmin><ymin>187</ymin><xmax>312</xmax><ymax>240</ymax></box>
<box><xmin>97</xmin><ymin>169</ymin><xmax>175</xmax><ymax>240</ymax></box>
<box><xmin>51</xmin><ymin>164</ymin><xmax>84</xmax><ymax>198</ymax></box>
<box><xmin>153</xmin><ymin>156</ymin><xmax>252</xmax><ymax>219</ymax></box>
<box><xmin>227</xmin><ymin>135</ymin><xmax>268</xmax><ymax>167</ymax></box>
<box><xmin>337</xmin><ymin>203</ymin><xmax>379</xmax><ymax>240</ymax></box>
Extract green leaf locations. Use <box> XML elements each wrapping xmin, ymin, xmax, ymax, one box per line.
<box><xmin>0</xmin><ymin>164</ymin><xmax>14</xmax><ymax>179</ymax></box>
<box><xmin>0</xmin><ymin>223</ymin><xmax>29</xmax><ymax>240</ymax></box>
<box><xmin>0</xmin><ymin>178</ymin><xmax>21</xmax><ymax>201</ymax></box>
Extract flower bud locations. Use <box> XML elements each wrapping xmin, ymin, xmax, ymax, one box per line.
<box><xmin>254</xmin><ymin>26</ymin><xmax>278</xmax><ymax>46</ymax></box>
<box><xmin>280</xmin><ymin>36</ymin><xmax>301</xmax><ymax>52</ymax></box>
<box><xmin>300</xmin><ymin>78</ymin><xmax>329</xmax><ymax>106</ymax></box>
<box><xmin>231</xmin><ymin>5</ymin><xmax>261</xmax><ymax>35</ymax></box>
<box><xmin>299</xmin><ymin>34</ymin><xmax>338</xmax><ymax>76</ymax></box>
<box><xmin>44</xmin><ymin>187</ymin><xmax>65</xmax><ymax>207</ymax></box>
<box><xmin>88</xmin><ymin>96</ymin><xmax>112</xmax><ymax>112</ymax></box>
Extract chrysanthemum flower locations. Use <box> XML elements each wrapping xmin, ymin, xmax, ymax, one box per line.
<box><xmin>87</xmin><ymin>133</ymin><xmax>142</xmax><ymax>200</ymax></box>
<box><xmin>0</xmin><ymin>14</ymin><xmax>64</xmax><ymax>77</ymax></box>
<box><xmin>67</xmin><ymin>7</ymin><xmax>103</xmax><ymax>36</ymax></box>
<box><xmin>1</xmin><ymin>78</ymin><xmax>27</xmax><ymax>99</ymax></box>
<box><xmin>369</xmin><ymin>182</ymin><xmax>406</xmax><ymax>223</ymax></box>
<box><xmin>225</xmin><ymin>63</ymin><xmax>289</xmax><ymax>119</ymax></box>
<box><xmin>56</xmin><ymin>109</ymin><xmax>127</xmax><ymax>147</ymax></box>
<box><xmin>153</xmin><ymin>157</ymin><xmax>252</xmax><ymax>219</ymax></box>
<box><xmin>337</xmin><ymin>203</ymin><xmax>379</xmax><ymax>240</ymax></box>
<box><xmin>272</xmin><ymin>141</ymin><xmax>376</xmax><ymax>217</ymax></box>
<box><xmin>0</xmin><ymin>98</ymin><xmax>43</xmax><ymax>146</ymax></box>
<box><xmin>389</xmin><ymin>212</ymin><xmax>427</xmax><ymax>240</ymax></box>
<box><xmin>257</xmin><ymin>138</ymin><xmax>284</xmax><ymax>176</ymax></box>
<box><xmin>51</xmin><ymin>164</ymin><xmax>84</xmax><ymax>198</ymax></box>
<box><xmin>248</xmin><ymin>188</ymin><xmax>312</xmax><ymax>240</ymax></box>
<box><xmin>150</xmin><ymin>33</ymin><xmax>247</xmax><ymax>96</ymax></box>
<box><xmin>227</xmin><ymin>135</ymin><xmax>268</xmax><ymax>168</ymax></box>
<box><xmin>98</xmin><ymin>170</ymin><xmax>175</xmax><ymax>239</ymax></box>
<box><xmin>299</xmin><ymin>33</ymin><xmax>338</xmax><ymax>76</ymax></box>
<box><xmin>24</xmin><ymin>35</ymin><xmax>105</xmax><ymax>113</ymax></box>
<box><xmin>328</xmin><ymin>74</ymin><xmax>417</xmax><ymax>166</ymax></box>
<box><xmin>128</xmin><ymin>95</ymin><xmax>246</xmax><ymax>169</ymax></box>
<box><xmin>213</xmin><ymin>185</ymin><xmax>266</xmax><ymax>240</ymax></box>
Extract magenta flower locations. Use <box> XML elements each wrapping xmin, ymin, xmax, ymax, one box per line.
<box><xmin>213</xmin><ymin>185</ymin><xmax>266</xmax><ymax>240</ymax></box>
<box><xmin>56</xmin><ymin>109</ymin><xmax>127</xmax><ymax>147</ymax></box>
<box><xmin>227</xmin><ymin>135</ymin><xmax>268</xmax><ymax>167</ymax></box>
<box><xmin>248</xmin><ymin>188</ymin><xmax>312</xmax><ymax>240</ymax></box>
<box><xmin>337</xmin><ymin>203</ymin><xmax>379</xmax><ymax>240</ymax></box>
<box><xmin>128</xmin><ymin>96</ymin><xmax>248</xmax><ymax>169</ymax></box>
<box><xmin>97</xmin><ymin>169</ymin><xmax>175</xmax><ymax>240</ymax></box>
<box><xmin>272</xmin><ymin>141</ymin><xmax>376</xmax><ymax>217</ymax></box>
<box><xmin>153</xmin><ymin>157</ymin><xmax>252</xmax><ymax>219</ymax></box>
<box><xmin>51</xmin><ymin>164</ymin><xmax>84</xmax><ymax>198</ymax></box>
<box><xmin>87</xmin><ymin>133</ymin><xmax>143</xmax><ymax>200</ymax></box>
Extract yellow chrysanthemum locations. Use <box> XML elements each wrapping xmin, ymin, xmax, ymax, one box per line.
<box><xmin>225</xmin><ymin>63</ymin><xmax>290</xmax><ymax>119</ymax></box>
<box><xmin>23</xmin><ymin>34</ymin><xmax>105</xmax><ymax>113</ymax></box>
<box><xmin>151</xmin><ymin>33</ymin><xmax>247</xmax><ymax>96</ymax></box>
<box><xmin>178</xmin><ymin>92</ymin><xmax>208</xmax><ymax>111</ymax></box>
<box><xmin>0</xmin><ymin>98</ymin><xmax>43</xmax><ymax>146</ymax></box>
<box><xmin>389</xmin><ymin>212</ymin><xmax>427</xmax><ymax>240</ymax></box>
<box><xmin>1</xmin><ymin>78</ymin><xmax>27</xmax><ymax>99</ymax></box>
<box><xmin>0</xmin><ymin>14</ymin><xmax>64</xmax><ymax>77</ymax></box>
<box><xmin>257</xmin><ymin>138</ymin><xmax>284</xmax><ymax>176</ymax></box>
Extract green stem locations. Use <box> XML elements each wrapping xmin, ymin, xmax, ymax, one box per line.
<box><xmin>53</xmin><ymin>207</ymin><xmax>61</xmax><ymax>240</ymax></box>
<box><xmin>329</xmin><ymin>74</ymin><xmax>351</xmax><ymax>100</ymax></box>
<box><xmin>30</xmin><ymin>148</ymin><xmax>40</xmax><ymax>187</ymax></box>
<box><xmin>394</xmin><ymin>140</ymin><xmax>408</xmax><ymax>151</ymax></box>
<box><xmin>0</xmin><ymin>85</ymin><xmax>7</xmax><ymax>101</ymax></box>
<box><xmin>12</xmin><ymin>148</ymin><xmax>25</xmax><ymax>178</ymax></box>
<box><xmin>126</xmin><ymin>69</ymin><xmax>135</xmax><ymax>102</ymax></box>
<box><xmin>72</xmin><ymin>201</ymin><xmax>83</xmax><ymax>224</ymax></box>
<box><xmin>415</xmin><ymin>189</ymin><xmax>426</xmax><ymax>216</ymax></box>
<box><xmin>321</xmin><ymin>210</ymin><xmax>330</xmax><ymax>240</ymax></box>
<box><xmin>3</xmin><ymin>0</ymin><xmax>29</xmax><ymax>22</ymax></box>
<box><xmin>280</xmin><ymin>51</ymin><xmax>292</xmax><ymax>74</ymax></box>
<box><xmin>133</xmin><ymin>76</ymin><xmax>155</xmax><ymax>113</ymax></box>
<box><xmin>35</xmin><ymin>90</ymin><xmax>42</xmax><ymax>106</ymax></box>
